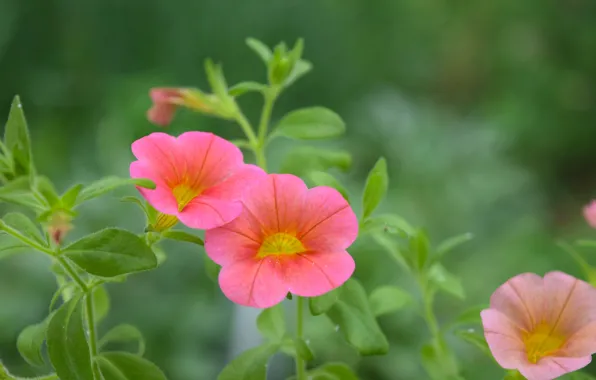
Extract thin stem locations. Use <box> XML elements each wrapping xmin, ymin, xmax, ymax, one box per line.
<box><xmin>57</xmin><ymin>256</ymin><xmax>87</xmax><ymax>291</ymax></box>
<box><xmin>0</xmin><ymin>222</ymin><xmax>53</xmax><ymax>255</ymax></box>
<box><xmin>235</xmin><ymin>112</ymin><xmax>259</xmax><ymax>149</ymax></box>
<box><xmin>295</xmin><ymin>297</ymin><xmax>306</xmax><ymax>380</ymax></box>
<box><xmin>257</xmin><ymin>88</ymin><xmax>278</xmax><ymax>145</ymax></box>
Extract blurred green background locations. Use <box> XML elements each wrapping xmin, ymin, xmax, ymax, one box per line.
<box><xmin>1</xmin><ymin>0</ymin><xmax>596</xmax><ymax>379</ymax></box>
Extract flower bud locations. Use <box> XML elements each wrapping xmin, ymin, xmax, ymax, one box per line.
<box><xmin>47</xmin><ymin>211</ymin><xmax>73</xmax><ymax>246</ymax></box>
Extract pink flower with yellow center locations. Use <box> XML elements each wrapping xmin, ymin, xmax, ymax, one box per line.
<box><xmin>204</xmin><ymin>174</ymin><xmax>358</xmax><ymax>308</ymax></box>
<box><xmin>130</xmin><ymin>132</ymin><xmax>265</xmax><ymax>230</ymax></box>
<box><xmin>481</xmin><ymin>271</ymin><xmax>596</xmax><ymax>380</ymax></box>
<box><xmin>583</xmin><ymin>200</ymin><xmax>596</xmax><ymax>229</ymax></box>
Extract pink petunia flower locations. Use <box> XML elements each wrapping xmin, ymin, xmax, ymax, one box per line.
<box><xmin>130</xmin><ymin>131</ymin><xmax>265</xmax><ymax>230</ymax></box>
<box><xmin>481</xmin><ymin>271</ymin><xmax>596</xmax><ymax>380</ymax></box>
<box><xmin>204</xmin><ymin>174</ymin><xmax>358</xmax><ymax>308</ymax></box>
<box><xmin>583</xmin><ymin>201</ymin><xmax>596</xmax><ymax>228</ymax></box>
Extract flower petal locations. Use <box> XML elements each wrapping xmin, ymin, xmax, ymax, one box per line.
<box><xmin>218</xmin><ymin>257</ymin><xmax>288</xmax><ymax>308</ymax></box>
<box><xmin>298</xmin><ymin>186</ymin><xmax>358</xmax><ymax>251</ymax></box>
<box><xmin>202</xmin><ymin>164</ymin><xmax>266</xmax><ymax>200</ymax></box>
<box><xmin>129</xmin><ymin>161</ymin><xmax>178</xmax><ymax>214</ymax></box>
<box><xmin>281</xmin><ymin>250</ymin><xmax>355</xmax><ymax>297</ymax></box>
<box><xmin>489</xmin><ymin>273</ymin><xmax>544</xmax><ymax>331</ymax></box>
<box><xmin>131</xmin><ymin>132</ymin><xmax>184</xmax><ymax>186</ymax></box>
<box><xmin>177</xmin><ymin>196</ymin><xmax>243</xmax><ymax>230</ymax></box>
<box><xmin>480</xmin><ymin>309</ymin><xmax>526</xmax><ymax>369</ymax></box>
<box><xmin>563</xmin><ymin>321</ymin><xmax>596</xmax><ymax>357</ymax></box>
<box><xmin>517</xmin><ymin>356</ymin><xmax>591</xmax><ymax>380</ymax></box>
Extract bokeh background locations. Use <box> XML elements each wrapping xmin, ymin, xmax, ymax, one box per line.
<box><xmin>1</xmin><ymin>0</ymin><xmax>596</xmax><ymax>379</ymax></box>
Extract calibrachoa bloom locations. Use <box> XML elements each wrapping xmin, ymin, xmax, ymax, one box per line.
<box><xmin>481</xmin><ymin>271</ymin><xmax>596</xmax><ymax>380</ymax></box>
<box><xmin>204</xmin><ymin>174</ymin><xmax>358</xmax><ymax>308</ymax></box>
<box><xmin>583</xmin><ymin>200</ymin><xmax>596</xmax><ymax>228</ymax></box>
<box><xmin>130</xmin><ymin>131</ymin><xmax>264</xmax><ymax>230</ymax></box>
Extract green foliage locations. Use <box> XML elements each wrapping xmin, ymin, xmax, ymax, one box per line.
<box><xmin>361</xmin><ymin>157</ymin><xmax>388</xmax><ymax>220</ymax></box>
<box><xmin>309</xmin><ymin>288</ymin><xmax>341</xmax><ymax>316</ymax></box>
<box><xmin>2</xmin><ymin>212</ymin><xmax>47</xmax><ymax>246</ymax></box>
<box><xmin>256</xmin><ymin>304</ymin><xmax>285</xmax><ymax>342</ymax></box>
<box><xmin>305</xmin><ymin>171</ymin><xmax>349</xmax><ymax>201</ymax></box>
<box><xmin>17</xmin><ymin>316</ymin><xmax>50</xmax><ymax>367</ymax></box>
<box><xmin>97</xmin><ymin>352</ymin><xmax>166</xmax><ymax>380</ymax></box>
<box><xmin>279</xmin><ymin>147</ymin><xmax>351</xmax><ymax>177</ymax></box>
<box><xmin>217</xmin><ymin>343</ymin><xmax>279</xmax><ymax>380</ymax></box>
<box><xmin>306</xmin><ymin>363</ymin><xmax>359</xmax><ymax>380</ymax></box>
<box><xmin>4</xmin><ymin>96</ymin><xmax>33</xmax><ymax>178</ymax></box>
<box><xmin>76</xmin><ymin>177</ymin><xmax>155</xmax><ymax>205</ymax></box>
<box><xmin>99</xmin><ymin>324</ymin><xmax>146</xmax><ymax>356</ymax></box>
<box><xmin>92</xmin><ymin>285</ymin><xmax>110</xmax><ymax>323</ymax></box>
<box><xmin>453</xmin><ymin>328</ymin><xmax>491</xmax><ymax>357</ymax></box>
<box><xmin>161</xmin><ymin>230</ymin><xmax>204</xmax><ymax>246</ymax></box>
<box><xmin>273</xmin><ymin>107</ymin><xmax>345</xmax><ymax>140</ymax></box>
<box><xmin>428</xmin><ymin>263</ymin><xmax>465</xmax><ymax>300</ymax></box>
<box><xmin>368</xmin><ymin>286</ymin><xmax>413</xmax><ymax>317</ymax></box>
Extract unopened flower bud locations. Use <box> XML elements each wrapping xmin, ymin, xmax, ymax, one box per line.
<box><xmin>47</xmin><ymin>211</ymin><xmax>73</xmax><ymax>246</ymax></box>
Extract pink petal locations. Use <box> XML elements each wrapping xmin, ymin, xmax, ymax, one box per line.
<box><xmin>177</xmin><ymin>196</ymin><xmax>243</xmax><ymax>230</ymax></box>
<box><xmin>147</xmin><ymin>104</ymin><xmax>176</xmax><ymax>126</ymax></box>
<box><xmin>489</xmin><ymin>273</ymin><xmax>544</xmax><ymax>331</ymax></box>
<box><xmin>129</xmin><ymin>161</ymin><xmax>178</xmax><ymax>214</ymax></box>
<box><xmin>176</xmin><ymin>131</ymin><xmax>243</xmax><ymax>190</ymax></box>
<box><xmin>131</xmin><ymin>132</ymin><xmax>185</xmax><ymax>186</ymax></box>
<box><xmin>480</xmin><ymin>309</ymin><xmax>526</xmax><ymax>369</ymax></box>
<box><xmin>298</xmin><ymin>186</ymin><xmax>358</xmax><ymax>251</ymax></box>
<box><xmin>563</xmin><ymin>321</ymin><xmax>596</xmax><ymax>357</ymax></box>
<box><xmin>282</xmin><ymin>250</ymin><xmax>355</xmax><ymax>297</ymax></box>
<box><xmin>584</xmin><ymin>200</ymin><xmax>596</xmax><ymax>228</ymax></box>
<box><xmin>517</xmin><ymin>356</ymin><xmax>591</xmax><ymax>380</ymax></box>
<box><xmin>240</xmin><ymin>174</ymin><xmax>308</xmax><ymax>235</ymax></box>
<box><xmin>218</xmin><ymin>257</ymin><xmax>288</xmax><ymax>308</ymax></box>
<box><xmin>202</xmin><ymin>164</ymin><xmax>267</xmax><ymax>200</ymax></box>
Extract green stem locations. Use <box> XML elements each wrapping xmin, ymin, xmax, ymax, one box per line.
<box><xmin>257</xmin><ymin>88</ymin><xmax>278</xmax><ymax>145</ymax></box>
<box><xmin>295</xmin><ymin>297</ymin><xmax>306</xmax><ymax>380</ymax></box>
<box><xmin>235</xmin><ymin>112</ymin><xmax>259</xmax><ymax>149</ymax></box>
<box><xmin>0</xmin><ymin>222</ymin><xmax>53</xmax><ymax>255</ymax></box>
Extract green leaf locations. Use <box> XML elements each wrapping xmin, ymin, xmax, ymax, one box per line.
<box><xmin>308</xmin><ymin>363</ymin><xmax>359</xmax><ymax>380</ymax></box>
<box><xmin>449</xmin><ymin>304</ymin><xmax>487</xmax><ymax>328</ymax></box>
<box><xmin>368</xmin><ymin>285</ymin><xmax>413</xmax><ymax>317</ymax></box>
<box><xmin>0</xmin><ymin>235</ymin><xmax>29</xmax><ymax>260</ymax></box>
<box><xmin>161</xmin><ymin>230</ymin><xmax>204</xmax><ymax>246</ymax></box>
<box><xmin>285</xmin><ymin>60</ymin><xmax>312</xmax><ymax>87</ymax></box>
<box><xmin>217</xmin><ymin>343</ymin><xmax>279</xmax><ymax>380</ymax></box>
<box><xmin>420</xmin><ymin>344</ymin><xmax>445</xmax><ymax>380</ymax></box>
<box><xmin>410</xmin><ymin>229</ymin><xmax>430</xmax><ymax>270</ymax></box>
<box><xmin>325</xmin><ymin>279</ymin><xmax>389</xmax><ymax>356</ymax></box>
<box><xmin>4</xmin><ymin>95</ymin><xmax>33</xmax><ymax>176</ymax></box>
<box><xmin>61</xmin><ymin>184</ymin><xmax>83</xmax><ymax>209</ymax></box>
<box><xmin>280</xmin><ymin>147</ymin><xmax>352</xmax><ymax>177</ymax></box>
<box><xmin>92</xmin><ymin>285</ymin><xmax>110</xmax><ymax>323</ymax></box>
<box><xmin>576</xmin><ymin>240</ymin><xmax>596</xmax><ymax>249</ymax></box>
<box><xmin>46</xmin><ymin>296</ymin><xmax>93</xmax><ymax>380</ymax></box>
<box><xmin>77</xmin><ymin>177</ymin><xmax>156</xmax><ymax>205</ymax></box>
<box><xmin>99</xmin><ymin>324</ymin><xmax>146</xmax><ymax>356</ymax></box>
<box><xmin>561</xmin><ymin>372</ymin><xmax>596</xmax><ymax>380</ymax></box>
<box><xmin>434</xmin><ymin>233</ymin><xmax>473</xmax><ymax>262</ymax></box>
<box><xmin>360</xmin><ymin>214</ymin><xmax>415</xmax><ymax>237</ymax></box>
<box><xmin>274</xmin><ymin>107</ymin><xmax>345</xmax><ymax>140</ymax></box>
<box><xmin>256</xmin><ymin>304</ymin><xmax>285</xmax><ymax>342</ymax></box>
<box><xmin>204</xmin><ymin>254</ymin><xmax>221</xmax><ymax>282</ymax></box>
<box><xmin>294</xmin><ymin>338</ymin><xmax>314</xmax><ymax>362</ymax></box>
<box><xmin>428</xmin><ymin>263</ymin><xmax>465</xmax><ymax>300</ymax></box>
<box><xmin>204</xmin><ymin>59</ymin><xmax>229</xmax><ymax>99</ymax></box>
<box><xmin>246</xmin><ymin>38</ymin><xmax>272</xmax><ymax>64</ymax></box>
<box><xmin>454</xmin><ymin>328</ymin><xmax>491</xmax><ymax>357</ymax></box>
<box><xmin>229</xmin><ymin>82</ymin><xmax>267</xmax><ymax>97</ymax></box>
<box><xmin>62</xmin><ymin>228</ymin><xmax>157</xmax><ymax>277</ymax></box>
<box><xmin>2</xmin><ymin>212</ymin><xmax>46</xmax><ymax>246</ymax></box>
<box><xmin>361</xmin><ymin>157</ymin><xmax>388</xmax><ymax>220</ymax></box>
<box><xmin>97</xmin><ymin>351</ymin><xmax>166</xmax><ymax>380</ymax></box>
<box><xmin>503</xmin><ymin>370</ymin><xmax>525</xmax><ymax>380</ymax></box>
<box><xmin>309</xmin><ymin>287</ymin><xmax>341</xmax><ymax>316</ymax></box>
<box><xmin>0</xmin><ymin>177</ymin><xmax>44</xmax><ymax>210</ymax></box>
<box><xmin>558</xmin><ymin>241</ymin><xmax>596</xmax><ymax>285</ymax></box>
<box><xmin>17</xmin><ymin>317</ymin><xmax>50</xmax><ymax>367</ymax></box>
<box><xmin>35</xmin><ymin>176</ymin><xmax>60</xmax><ymax>207</ymax></box>
<box><xmin>371</xmin><ymin>233</ymin><xmax>410</xmax><ymax>271</ymax></box>
<box><xmin>306</xmin><ymin>171</ymin><xmax>349</xmax><ymax>202</ymax></box>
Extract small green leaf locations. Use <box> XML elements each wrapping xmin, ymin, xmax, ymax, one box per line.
<box><xmin>229</xmin><ymin>82</ymin><xmax>267</xmax><ymax>97</ymax></box>
<box><xmin>77</xmin><ymin>177</ymin><xmax>156</xmax><ymax>205</ymax></box>
<box><xmin>62</xmin><ymin>228</ymin><xmax>157</xmax><ymax>277</ymax></box>
<box><xmin>0</xmin><ymin>235</ymin><xmax>29</xmax><ymax>260</ymax></box>
<box><xmin>204</xmin><ymin>254</ymin><xmax>221</xmax><ymax>282</ymax></box>
<box><xmin>361</xmin><ymin>157</ymin><xmax>388</xmax><ymax>220</ymax></box>
<box><xmin>410</xmin><ymin>229</ymin><xmax>430</xmax><ymax>270</ymax></box>
<box><xmin>558</xmin><ymin>241</ymin><xmax>596</xmax><ymax>285</ymax></box>
<box><xmin>434</xmin><ymin>233</ymin><xmax>473</xmax><ymax>262</ymax></box>
<box><xmin>285</xmin><ymin>60</ymin><xmax>312</xmax><ymax>87</ymax></box>
<box><xmin>371</xmin><ymin>233</ymin><xmax>410</xmax><ymax>271</ymax></box>
<box><xmin>4</xmin><ymin>95</ymin><xmax>33</xmax><ymax>177</ymax></box>
<box><xmin>217</xmin><ymin>343</ymin><xmax>279</xmax><ymax>380</ymax></box>
<box><xmin>60</xmin><ymin>184</ymin><xmax>83</xmax><ymax>209</ymax></box>
<box><xmin>420</xmin><ymin>344</ymin><xmax>444</xmax><ymax>380</ymax></box>
<box><xmin>448</xmin><ymin>304</ymin><xmax>487</xmax><ymax>328</ymax></box>
<box><xmin>161</xmin><ymin>230</ymin><xmax>204</xmax><ymax>246</ymax></box>
<box><xmin>368</xmin><ymin>285</ymin><xmax>413</xmax><ymax>317</ymax></box>
<box><xmin>561</xmin><ymin>372</ymin><xmax>596</xmax><ymax>380</ymax></box>
<box><xmin>325</xmin><ymin>279</ymin><xmax>389</xmax><ymax>356</ymax></box>
<box><xmin>308</xmin><ymin>363</ymin><xmax>358</xmax><ymax>380</ymax></box>
<box><xmin>205</xmin><ymin>59</ymin><xmax>229</xmax><ymax>99</ymax></box>
<box><xmin>2</xmin><ymin>212</ymin><xmax>46</xmax><ymax>246</ymax></box>
<box><xmin>99</xmin><ymin>324</ymin><xmax>146</xmax><ymax>356</ymax></box>
<box><xmin>306</xmin><ymin>171</ymin><xmax>349</xmax><ymax>202</ymax></box>
<box><xmin>17</xmin><ymin>317</ymin><xmax>50</xmax><ymax>367</ymax></box>
<box><xmin>294</xmin><ymin>339</ymin><xmax>314</xmax><ymax>362</ymax></box>
<box><xmin>309</xmin><ymin>287</ymin><xmax>341</xmax><ymax>316</ymax></box>
<box><xmin>92</xmin><ymin>285</ymin><xmax>110</xmax><ymax>323</ymax></box>
<box><xmin>454</xmin><ymin>328</ymin><xmax>491</xmax><ymax>357</ymax></box>
<box><xmin>97</xmin><ymin>351</ymin><xmax>166</xmax><ymax>380</ymax></box>
<box><xmin>246</xmin><ymin>38</ymin><xmax>272</xmax><ymax>64</ymax></box>
<box><xmin>360</xmin><ymin>214</ymin><xmax>415</xmax><ymax>237</ymax></box>
<box><xmin>257</xmin><ymin>304</ymin><xmax>285</xmax><ymax>342</ymax></box>
<box><xmin>503</xmin><ymin>370</ymin><xmax>525</xmax><ymax>380</ymax></box>
<box><xmin>428</xmin><ymin>263</ymin><xmax>465</xmax><ymax>300</ymax></box>
<box><xmin>0</xmin><ymin>177</ymin><xmax>44</xmax><ymax>210</ymax></box>
<box><xmin>46</xmin><ymin>295</ymin><xmax>93</xmax><ymax>380</ymax></box>
<box><xmin>274</xmin><ymin>107</ymin><xmax>345</xmax><ymax>140</ymax></box>
<box><xmin>280</xmin><ymin>147</ymin><xmax>351</xmax><ymax>177</ymax></box>
<box><xmin>34</xmin><ymin>176</ymin><xmax>59</xmax><ymax>207</ymax></box>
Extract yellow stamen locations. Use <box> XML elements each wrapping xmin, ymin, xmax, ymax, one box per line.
<box><xmin>523</xmin><ymin>321</ymin><xmax>566</xmax><ymax>363</ymax></box>
<box><xmin>257</xmin><ymin>233</ymin><xmax>306</xmax><ymax>258</ymax></box>
<box><xmin>153</xmin><ymin>213</ymin><xmax>178</xmax><ymax>232</ymax></box>
<box><xmin>172</xmin><ymin>184</ymin><xmax>199</xmax><ymax>211</ymax></box>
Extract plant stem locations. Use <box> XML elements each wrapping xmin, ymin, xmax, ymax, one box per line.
<box><xmin>257</xmin><ymin>88</ymin><xmax>278</xmax><ymax>145</ymax></box>
<box><xmin>234</xmin><ymin>112</ymin><xmax>268</xmax><ymax>170</ymax></box>
<box><xmin>295</xmin><ymin>296</ymin><xmax>306</xmax><ymax>380</ymax></box>
<box><xmin>0</xmin><ymin>222</ymin><xmax>53</xmax><ymax>255</ymax></box>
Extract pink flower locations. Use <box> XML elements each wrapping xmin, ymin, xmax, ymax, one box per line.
<box><xmin>130</xmin><ymin>132</ymin><xmax>265</xmax><ymax>230</ymax></box>
<box><xmin>204</xmin><ymin>174</ymin><xmax>358</xmax><ymax>308</ymax></box>
<box><xmin>147</xmin><ymin>88</ymin><xmax>213</xmax><ymax>126</ymax></box>
<box><xmin>481</xmin><ymin>271</ymin><xmax>596</xmax><ymax>380</ymax></box>
<box><xmin>584</xmin><ymin>201</ymin><xmax>596</xmax><ymax>228</ymax></box>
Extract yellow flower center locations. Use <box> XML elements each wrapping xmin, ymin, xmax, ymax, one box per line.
<box><xmin>523</xmin><ymin>321</ymin><xmax>566</xmax><ymax>364</ymax></box>
<box><xmin>172</xmin><ymin>184</ymin><xmax>199</xmax><ymax>211</ymax></box>
<box><xmin>257</xmin><ymin>233</ymin><xmax>306</xmax><ymax>258</ymax></box>
<box><xmin>153</xmin><ymin>213</ymin><xmax>178</xmax><ymax>232</ymax></box>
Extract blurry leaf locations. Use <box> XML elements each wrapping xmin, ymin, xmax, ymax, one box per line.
<box><xmin>575</xmin><ymin>240</ymin><xmax>596</xmax><ymax>249</ymax></box>
<box><xmin>205</xmin><ymin>59</ymin><xmax>229</xmax><ymax>99</ymax></box>
<box><xmin>309</xmin><ymin>288</ymin><xmax>341</xmax><ymax>316</ymax></box>
<box><xmin>294</xmin><ymin>338</ymin><xmax>314</xmax><ymax>361</ymax></box>
<box><xmin>4</xmin><ymin>95</ymin><xmax>33</xmax><ymax>176</ymax></box>
<box><xmin>229</xmin><ymin>82</ymin><xmax>267</xmax><ymax>97</ymax></box>
<box><xmin>217</xmin><ymin>343</ymin><xmax>279</xmax><ymax>380</ymax></box>
<box><xmin>99</xmin><ymin>324</ymin><xmax>145</xmax><ymax>356</ymax></box>
<box><xmin>449</xmin><ymin>304</ymin><xmax>487</xmax><ymax>328</ymax></box>
<box><xmin>257</xmin><ymin>304</ymin><xmax>285</xmax><ymax>342</ymax></box>
<box><xmin>557</xmin><ymin>242</ymin><xmax>596</xmax><ymax>284</ymax></box>
<box><xmin>77</xmin><ymin>177</ymin><xmax>156</xmax><ymax>205</ymax></box>
<box><xmin>246</xmin><ymin>38</ymin><xmax>272</xmax><ymax>63</ymax></box>
<box><xmin>97</xmin><ymin>352</ymin><xmax>166</xmax><ymax>380</ymax></box>
<box><xmin>161</xmin><ymin>230</ymin><xmax>204</xmax><ymax>246</ymax></box>
<box><xmin>307</xmin><ymin>363</ymin><xmax>359</xmax><ymax>380</ymax></box>
<box><xmin>151</xmin><ymin>245</ymin><xmax>167</xmax><ymax>266</ymax></box>
<box><xmin>285</xmin><ymin>60</ymin><xmax>312</xmax><ymax>87</ymax></box>
<box><xmin>362</xmin><ymin>157</ymin><xmax>388</xmax><ymax>220</ymax></box>
<box><xmin>454</xmin><ymin>328</ymin><xmax>491</xmax><ymax>357</ymax></box>
<box><xmin>280</xmin><ymin>147</ymin><xmax>351</xmax><ymax>177</ymax></box>
<box><xmin>92</xmin><ymin>285</ymin><xmax>110</xmax><ymax>324</ymax></box>
<box><xmin>360</xmin><ymin>214</ymin><xmax>414</xmax><ymax>237</ymax></box>
<box><xmin>410</xmin><ymin>229</ymin><xmax>430</xmax><ymax>270</ymax></box>
<box><xmin>61</xmin><ymin>184</ymin><xmax>83</xmax><ymax>209</ymax></box>
<box><xmin>17</xmin><ymin>317</ymin><xmax>50</xmax><ymax>367</ymax></box>
<box><xmin>428</xmin><ymin>264</ymin><xmax>465</xmax><ymax>300</ymax></box>
<box><xmin>503</xmin><ymin>370</ymin><xmax>525</xmax><ymax>379</ymax></box>
<box><xmin>120</xmin><ymin>196</ymin><xmax>148</xmax><ymax>215</ymax></box>
<box><xmin>34</xmin><ymin>176</ymin><xmax>59</xmax><ymax>207</ymax></box>
<box><xmin>0</xmin><ymin>177</ymin><xmax>44</xmax><ymax>210</ymax></box>
<box><xmin>0</xmin><ymin>233</ymin><xmax>29</xmax><ymax>260</ymax></box>
<box><xmin>325</xmin><ymin>279</ymin><xmax>389</xmax><ymax>355</ymax></box>
<box><xmin>49</xmin><ymin>282</ymin><xmax>76</xmax><ymax>312</ymax></box>
<box><xmin>420</xmin><ymin>344</ymin><xmax>444</xmax><ymax>380</ymax></box>
<box><xmin>274</xmin><ymin>107</ymin><xmax>345</xmax><ymax>140</ymax></box>
<box><xmin>434</xmin><ymin>233</ymin><xmax>473</xmax><ymax>262</ymax></box>
<box><xmin>368</xmin><ymin>285</ymin><xmax>413</xmax><ymax>317</ymax></box>
<box><xmin>2</xmin><ymin>212</ymin><xmax>46</xmax><ymax>246</ymax></box>
<box><xmin>562</xmin><ymin>372</ymin><xmax>596</xmax><ymax>380</ymax></box>
<box><xmin>371</xmin><ymin>233</ymin><xmax>409</xmax><ymax>270</ymax></box>
<box><xmin>46</xmin><ymin>295</ymin><xmax>93</xmax><ymax>380</ymax></box>
<box><xmin>62</xmin><ymin>228</ymin><xmax>157</xmax><ymax>277</ymax></box>
<box><xmin>306</xmin><ymin>171</ymin><xmax>349</xmax><ymax>201</ymax></box>
<box><xmin>230</xmin><ymin>139</ymin><xmax>251</xmax><ymax>149</ymax></box>
<box><xmin>204</xmin><ymin>254</ymin><xmax>221</xmax><ymax>282</ymax></box>
<box><xmin>280</xmin><ymin>336</ymin><xmax>297</xmax><ymax>358</ymax></box>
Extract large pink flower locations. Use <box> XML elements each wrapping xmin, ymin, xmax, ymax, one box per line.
<box><xmin>481</xmin><ymin>271</ymin><xmax>596</xmax><ymax>380</ymax></box>
<box><xmin>130</xmin><ymin>132</ymin><xmax>265</xmax><ymax>230</ymax></box>
<box><xmin>584</xmin><ymin>201</ymin><xmax>596</xmax><ymax>229</ymax></box>
<box><xmin>204</xmin><ymin>174</ymin><xmax>358</xmax><ymax>308</ymax></box>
